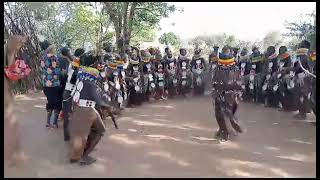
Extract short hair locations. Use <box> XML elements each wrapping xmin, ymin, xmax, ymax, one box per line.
<box><xmin>179</xmin><ymin>48</ymin><xmax>186</xmax><ymax>53</ymax></box>
<box><xmin>252</xmin><ymin>46</ymin><xmax>259</xmax><ymax>51</ymax></box>
<box><xmin>299</xmin><ymin>40</ymin><xmax>310</xmax><ymax>49</ymax></box>
<box><xmin>74</xmin><ymin>48</ymin><xmax>85</xmax><ymax>57</ymax></box>
<box><xmin>233</xmin><ymin>47</ymin><xmax>239</xmax><ymax>53</ymax></box>
<box><xmin>241</xmin><ymin>48</ymin><xmax>248</xmax><ymax>55</ymax></box>
<box><xmin>40</xmin><ymin>40</ymin><xmax>51</xmax><ymax>51</ymax></box>
<box><xmin>222</xmin><ymin>46</ymin><xmax>230</xmax><ymax>53</ymax></box>
<box><xmin>80</xmin><ymin>53</ymin><xmax>96</xmax><ymax>67</ymax></box>
<box><xmin>267</xmin><ymin>46</ymin><xmax>276</xmax><ymax>54</ymax></box>
<box><xmin>194</xmin><ymin>48</ymin><xmax>201</xmax><ymax>54</ymax></box>
<box><xmin>60</xmin><ymin>47</ymin><xmax>70</xmax><ymax>56</ymax></box>
<box><xmin>44</xmin><ymin>45</ymin><xmax>55</xmax><ymax>54</ymax></box>
<box><xmin>103</xmin><ymin>42</ymin><xmax>113</xmax><ymax>52</ymax></box>
<box><xmin>279</xmin><ymin>46</ymin><xmax>287</xmax><ymax>54</ymax></box>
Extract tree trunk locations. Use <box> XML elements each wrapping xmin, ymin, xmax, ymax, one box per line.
<box><xmin>104</xmin><ymin>2</ymin><xmax>138</xmax><ymax>52</ymax></box>
<box><xmin>82</xmin><ymin>27</ymin><xmax>89</xmax><ymax>48</ymax></box>
<box><xmin>126</xmin><ymin>3</ymin><xmax>137</xmax><ymax>47</ymax></box>
<box><xmin>104</xmin><ymin>2</ymin><xmax>122</xmax><ymax>51</ymax></box>
<box><xmin>115</xmin><ymin>30</ymin><xmax>121</xmax><ymax>50</ymax></box>
<box><xmin>122</xmin><ymin>2</ymin><xmax>129</xmax><ymax>50</ymax></box>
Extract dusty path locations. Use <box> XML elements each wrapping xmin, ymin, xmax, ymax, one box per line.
<box><xmin>5</xmin><ymin>92</ymin><xmax>316</xmax><ymax>178</ymax></box>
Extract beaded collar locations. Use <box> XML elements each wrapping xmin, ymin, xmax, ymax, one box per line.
<box><xmin>240</xmin><ymin>54</ymin><xmax>250</xmax><ymax>61</ymax></box>
<box><xmin>77</xmin><ymin>66</ymin><xmax>100</xmax><ymax>81</ymax></box>
<box><xmin>310</xmin><ymin>51</ymin><xmax>316</xmax><ymax>61</ymax></box>
<box><xmin>107</xmin><ymin>63</ymin><xmax>118</xmax><ymax>70</ymax></box>
<box><xmin>267</xmin><ymin>53</ymin><xmax>278</xmax><ymax>60</ymax></box>
<box><xmin>278</xmin><ymin>52</ymin><xmax>290</xmax><ymax>60</ymax></box>
<box><xmin>218</xmin><ymin>57</ymin><xmax>236</xmax><ymax>66</ymax></box>
<box><xmin>296</xmin><ymin>48</ymin><xmax>309</xmax><ymax>56</ymax></box>
<box><xmin>164</xmin><ymin>55</ymin><xmax>174</xmax><ymax>62</ymax></box>
<box><xmin>71</xmin><ymin>58</ymin><xmax>81</xmax><ymax>68</ymax></box>
<box><xmin>130</xmin><ymin>59</ymin><xmax>140</xmax><ymax>65</ymax></box>
<box><xmin>251</xmin><ymin>55</ymin><xmax>264</xmax><ymax>63</ymax></box>
<box><xmin>178</xmin><ymin>55</ymin><xmax>188</xmax><ymax>60</ymax></box>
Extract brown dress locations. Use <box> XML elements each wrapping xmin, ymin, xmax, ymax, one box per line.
<box><xmin>212</xmin><ymin>58</ymin><xmax>244</xmax><ymax>141</ymax></box>
<box><xmin>69</xmin><ymin>105</ymin><xmax>106</xmax><ymax>161</ymax></box>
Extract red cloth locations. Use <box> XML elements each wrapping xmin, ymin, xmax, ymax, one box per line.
<box><xmin>59</xmin><ymin>111</ymin><xmax>64</xmax><ymax>121</ymax></box>
<box><xmin>4</xmin><ymin>59</ymin><xmax>31</xmax><ymax>81</ymax></box>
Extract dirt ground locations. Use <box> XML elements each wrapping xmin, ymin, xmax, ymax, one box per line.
<box><xmin>5</xmin><ymin>91</ymin><xmax>316</xmax><ymax>178</ymax></box>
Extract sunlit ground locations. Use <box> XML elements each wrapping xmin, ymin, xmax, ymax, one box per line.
<box><xmin>5</xmin><ymin>91</ymin><xmax>316</xmax><ymax>178</ymax></box>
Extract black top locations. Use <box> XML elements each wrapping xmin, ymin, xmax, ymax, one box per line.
<box><xmin>177</xmin><ymin>56</ymin><xmax>190</xmax><ymax>70</ymax></box>
<box><xmin>58</xmin><ymin>56</ymin><xmax>70</xmax><ymax>83</ymax></box>
<box><xmin>294</xmin><ymin>54</ymin><xmax>309</xmax><ymax>74</ymax></box>
<box><xmin>154</xmin><ymin>60</ymin><xmax>166</xmax><ymax>73</ymax></box>
<box><xmin>250</xmin><ymin>53</ymin><xmax>264</xmax><ymax>73</ymax></box>
<box><xmin>78</xmin><ymin>80</ymin><xmax>110</xmax><ymax>108</ymax></box>
<box><xmin>191</xmin><ymin>55</ymin><xmax>205</xmax><ymax>70</ymax></box>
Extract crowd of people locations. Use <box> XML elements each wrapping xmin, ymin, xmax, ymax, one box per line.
<box><xmin>210</xmin><ymin>41</ymin><xmax>316</xmax><ymax>141</ymax></box>
<box><xmin>38</xmin><ymin>39</ymin><xmax>316</xmax><ymax>166</ymax></box>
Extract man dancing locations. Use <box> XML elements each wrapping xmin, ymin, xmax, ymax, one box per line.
<box><xmin>69</xmin><ymin>53</ymin><xmax>109</xmax><ymax>165</ymax></box>
<box><xmin>212</xmin><ymin>46</ymin><xmax>244</xmax><ymax>142</ymax></box>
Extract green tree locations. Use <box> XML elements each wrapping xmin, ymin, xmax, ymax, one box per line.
<box><xmin>284</xmin><ymin>11</ymin><xmax>316</xmax><ymax>50</ymax></box>
<box><xmin>225</xmin><ymin>35</ymin><xmax>236</xmax><ymax>47</ymax></box>
<box><xmin>188</xmin><ymin>33</ymin><xmax>230</xmax><ymax>54</ymax></box>
<box><xmin>188</xmin><ymin>36</ymin><xmax>205</xmax><ymax>50</ymax></box>
<box><xmin>262</xmin><ymin>31</ymin><xmax>282</xmax><ymax>50</ymax></box>
<box><xmin>283</xmin><ymin>37</ymin><xmax>301</xmax><ymax>51</ymax></box>
<box><xmin>201</xmin><ymin>35</ymin><xmax>215</xmax><ymax>49</ymax></box>
<box><xmin>214</xmin><ymin>33</ymin><xmax>228</xmax><ymax>48</ymax></box>
<box><xmin>4</xmin><ymin>2</ymin><xmax>113</xmax><ymax>93</ymax></box>
<box><xmin>103</xmin><ymin>2</ymin><xmax>176</xmax><ymax>51</ymax></box>
<box><xmin>131</xmin><ymin>27</ymin><xmax>157</xmax><ymax>45</ymax></box>
<box><xmin>22</xmin><ymin>2</ymin><xmax>112</xmax><ymax>54</ymax></box>
<box><xmin>158</xmin><ymin>32</ymin><xmax>181</xmax><ymax>47</ymax></box>
<box><xmin>235</xmin><ymin>40</ymin><xmax>253</xmax><ymax>50</ymax></box>
<box><xmin>284</xmin><ymin>12</ymin><xmax>316</xmax><ymax>41</ymax></box>
<box><xmin>23</xmin><ymin>2</ymin><xmax>79</xmax><ymax>49</ymax></box>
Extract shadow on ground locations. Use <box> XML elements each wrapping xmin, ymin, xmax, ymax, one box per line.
<box><xmin>5</xmin><ymin>92</ymin><xmax>316</xmax><ymax>178</ymax></box>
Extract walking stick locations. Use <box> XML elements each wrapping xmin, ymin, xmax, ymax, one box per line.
<box><xmin>297</xmin><ymin>58</ymin><xmax>316</xmax><ymax>78</ymax></box>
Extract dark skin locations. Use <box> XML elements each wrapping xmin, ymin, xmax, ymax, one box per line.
<box><xmin>250</xmin><ymin>48</ymin><xmax>264</xmax><ymax>73</ymax></box>
<box><xmin>163</xmin><ymin>48</ymin><xmax>172</xmax><ymax>65</ymax></box>
<box><xmin>177</xmin><ymin>49</ymin><xmax>190</xmax><ymax>71</ymax></box>
<box><xmin>103</xmin><ymin>43</ymin><xmax>113</xmax><ymax>53</ymax></box>
<box><xmin>149</xmin><ymin>48</ymin><xmax>155</xmax><ymax>56</ymax></box>
<box><xmin>167</xmin><ymin>49</ymin><xmax>173</xmax><ymax>58</ymax></box>
<box><xmin>264</xmin><ymin>47</ymin><xmax>278</xmax><ymax>74</ymax></box>
<box><xmin>292</xmin><ymin>42</ymin><xmax>312</xmax><ymax>118</ymax></box>
<box><xmin>240</xmin><ymin>49</ymin><xmax>248</xmax><ymax>57</ymax></box>
<box><xmin>239</xmin><ymin>50</ymin><xmax>250</xmax><ymax>75</ymax></box>
<box><xmin>252</xmin><ymin>48</ymin><xmax>260</xmax><ymax>56</ymax></box>
<box><xmin>163</xmin><ymin>49</ymin><xmax>175</xmax><ymax>72</ymax></box>
<box><xmin>87</xmin><ymin>55</ymin><xmax>118</xmax><ymax>129</ymax></box>
<box><xmin>142</xmin><ymin>53</ymin><xmax>155</xmax><ymax>74</ymax></box>
<box><xmin>191</xmin><ymin>51</ymin><xmax>206</xmax><ymax>71</ymax></box>
<box><xmin>180</xmin><ymin>49</ymin><xmax>187</xmax><ymax>56</ymax></box>
<box><xmin>59</xmin><ymin>48</ymin><xmax>73</xmax><ymax>78</ymax></box>
<box><xmin>209</xmin><ymin>51</ymin><xmax>218</xmax><ymax>62</ymax></box>
<box><xmin>154</xmin><ymin>50</ymin><xmax>166</xmax><ymax>74</ymax></box>
<box><xmin>126</xmin><ymin>52</ymin><xmax>142</xmax><ymax>77</ymax></box>
<box><xmin>289</xmin><ymin>42</ymin><xmax>310</xmax><ymax>74</ymax></box>
<box><xmin>233</xmin><ymin>48</ymin><xmax>239</xmax><ymax>58</ymax></box>
<box><xmin>278</xmin><ymin>47</ymin><xmax>292</xmax><ymax>74</ymax></box>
